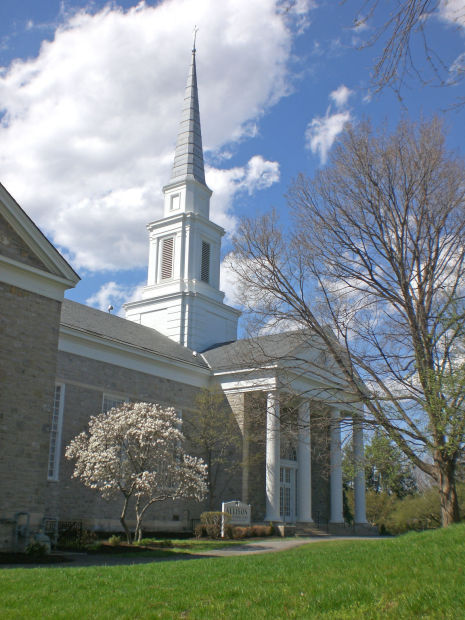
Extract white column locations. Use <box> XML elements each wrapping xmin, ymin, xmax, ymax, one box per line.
<box><xmin>265</xmin><ymin>391</ymin><xmax>281</xmax><ymax>522</ymax></box>
<box><xmin>330</xmin><ymin>408</ymin><xmax>344</xmax><ymax>523</ymax></box>
<box><xmin>353</xmin><ymin>417</ymin><xmax>367</xmax><ymax>524</ymax></box>
<box><xmin>242</xmin><ymin>430</ymin><xmax>249</xmax><ymax>504</ymax></box>
<box><xmin>297</xmin><ymin>401</ymin><xmax>313</xmax><ymax>522</ymax></box>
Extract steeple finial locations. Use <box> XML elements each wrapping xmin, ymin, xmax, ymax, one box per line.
<box><xmin>192</xmin><ymin>25</ymin><xmax>199</xmax><ymax>53</ymax></box>
<box><xmin>169</xmin><ymin>38</ymin><xmax>206</xmax><ymax>185</ymax></box>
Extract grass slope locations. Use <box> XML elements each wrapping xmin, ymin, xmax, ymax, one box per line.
<box><xmin>1</xmin><ymin>525</ymin><xmax>464</xmax><ymax>619</ymax></box>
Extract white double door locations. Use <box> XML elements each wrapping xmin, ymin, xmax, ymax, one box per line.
<box><xmin>280</xmin><ymin>461</ymin><xmax>297</xmax><ymax>522</ymax></box>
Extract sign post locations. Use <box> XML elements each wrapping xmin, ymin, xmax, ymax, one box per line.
<box><xmin>221</xmin><ymin>500</ymin><xmax>252</xmax><ymax>537</ymax></box>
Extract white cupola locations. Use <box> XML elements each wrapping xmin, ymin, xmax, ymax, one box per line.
<box><xmin>124</xmin><ymin>45</ymin><xmax>240</xmax><ymax>351</ymax></box>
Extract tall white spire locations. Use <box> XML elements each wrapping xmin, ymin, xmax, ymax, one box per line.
<box><xmin>170</xmin><ymin>45</ymin><xmax>206</xmax><ymax>185</ymax></box>
<box><xmin>125</xmin><ymin>42</ymin><xmax>240</xmax><ymax>351</ymax></box>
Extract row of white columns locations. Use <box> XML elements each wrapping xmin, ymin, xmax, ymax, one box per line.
<box><xmin>264</xmin><ymin>392</ymin><xmax>367</xmax><ymax>524</ymax></box>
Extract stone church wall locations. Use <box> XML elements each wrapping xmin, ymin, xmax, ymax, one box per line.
<box><xmin>0</xmin><ymin>281</ymin><xmax>62</xmax><ymax>549</ymax></box>
<box><xmin>310</xmin><ymin>407</ymin><xmax>331</xmax><ymax>524</ymax></box>
<box><xmin>47</xmin><ymin>352</ymin><xmax>243</xmax><ymax>533</ymax></box>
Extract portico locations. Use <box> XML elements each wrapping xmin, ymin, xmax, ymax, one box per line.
<box><xmin>262</xmin><ymin>394</ymin><xmax>367</xmax><ymax>528</ymax></box>
<box><xmin>202</xmin><ymin>331</ymin><xmax>369</xmax><ymax>529</ymax></box>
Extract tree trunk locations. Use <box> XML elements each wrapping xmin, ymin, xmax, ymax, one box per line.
<box><xmin>435</xmin><ymin>455</ymin><xmax>460</xmax><ymax>527</ymax></box>
<box><xmin>135</xmin><ymin>496</ymin><xmax>142</xmax><ymax>542</ymax></box>
<box><xmin>120</xmin><ymin>494</ymin><xmax>132</xmax><ymax>543</ymax></box>
<box><xmin>207</xmin><ymin>450</ymin><xmax>213</xmax><ymax>510</ymax></box>
<box><xmin>135</xmin><ymin>517</ymin><xmax>143</xmax><ymax>542</ymax></box>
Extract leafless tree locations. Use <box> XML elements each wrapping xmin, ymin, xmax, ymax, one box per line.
<box><xmin>184</xmin><ymin>386</ymin><xmax>242</xmax><ymax>509</ymax></box>
<box><xmin>351</xmin><ymin>0</ymin><xmax>465</xmax><ymax>104</ymax></box>
<box><xmin>230</xmin><ymin>118</ymin><xmax>465</xmax><ymax>526</ymax></box>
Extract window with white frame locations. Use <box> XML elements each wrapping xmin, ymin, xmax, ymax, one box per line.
<box><xmin>47</xmin><ymin>384</ymin><xmax>65</xmax><ymax>481</ymax></box>
<box><xmin>160</xmin><ymin>236</ymin><xmax>175</xmax><ymax>281</ymax></box>
<box><xmin>102</xmin><ymin>394</ymin><xmax>128</xmax><ymax>413</ymax></box>
<box><xmin>170</xmin><ymin>193</ymin><xmax>180</xmax><ymax>211</ymax></box>
<box><xmin>200</xmin><ymin>241</ymin><xmax>210</xmax><ymax>283</ymax></box>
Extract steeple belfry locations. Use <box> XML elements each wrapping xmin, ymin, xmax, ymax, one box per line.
<box><xmin>125</xmin><ymin>44</ymin><xmax>240</xmax><ymax>352</ymax></box>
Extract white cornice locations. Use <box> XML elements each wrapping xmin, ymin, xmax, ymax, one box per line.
<box><xmin>0</xmin><ymin>255</ymin><xmax>77</xmax><ymax>300</ymax></box>
<box><xmin>125</xmin><ymin>288</ymin><xmax>241</xmax><ymax>317</ymax></box>
<box><xmin>59</xmin><ymin>325</ymin><xmax>211</xmax><ymax>388</ymax></box>
<box><xmin>146</xmin><ymin>211</ymin><xmax>224</xmax><ymax>236</ymax></box>
<box><xmin>0</xmin><ymin>183</ymin><xmax>80</xmax><ymax>285</ymax></box>
<box><xmin>162</xmin><ymin>177</ymin><xmax>212</xmax><ymax>197</ymax></box>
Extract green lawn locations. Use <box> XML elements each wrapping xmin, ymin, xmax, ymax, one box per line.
<box><xmin>1</xmin><ymin>525</ymin><xmax>464</xmax><ymax>619</ymax></box>
<box><xmin>84</xmin><ymin>538</ymin><xmax>248</xmax><ymax>558</ymax></box>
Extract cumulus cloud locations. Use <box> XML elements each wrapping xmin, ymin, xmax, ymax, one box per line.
<box><xmin>329</xmin><ymin>84</ymin><xmax>353</xmax><ymax>108</ymax></box>
<box><xmin>439</xmin><ymin>0</ymin><xmax>465</xmax><ymax>27</ymax></box>
<box><xmin>220</xmin><ymin>254</ymin><xmax>242</xmax><ymax>307</ymax></box>
<box><xmin>305</xmin><ymin>110</ymin><xmax>352</xmax><ymax>164</ymax></box>
<box><xmin>438</xmin><ymin>1</ymin><xmax>465</xmax><ymax>83</ymax></box>
<box><xmin>0</xmin><ymin>0</ymin><xmax>309</xmax><ymax>272</ymax></box>
<box><xmin>305</xmin><ymin>81</ymin><xmax>354</xmax><ymax>164</ymax></box>
<box><xmin>86</xmin><ymin>280</ymin><xmax>145</xmax><ymax>316</ymax></box>
<box><xmin>208</xmin><ymin>155</ymin><xmax>280</xmax><ymax>234</ymax></box>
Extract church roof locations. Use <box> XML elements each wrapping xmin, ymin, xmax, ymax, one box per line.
<box><xmin>0</xmin><ymin>182</ymin><xmax>80</xmax><ymax>286</ymax></box>
<box><xmin>202</xmin><ymin>330</ymin><xmax>311</xmax><ymax>371</ymax></box>
<box><xmin>60</xmin><ymin>299</ymin><xmax>209</xmax><ymax>368</ymax></box>
<box><xmin>169</xmin><ymin>48</ymin><xmax>206</xmax><ymax>185</ymax></box>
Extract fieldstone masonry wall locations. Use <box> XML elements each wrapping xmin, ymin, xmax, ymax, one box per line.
<box><xmin>0</xmin><ymin>281</ymin><xmax>61</xmax><ymax>549</ymax></box>
<box><xmin>48</xmin><ymin>352</ymin><xmax>223</xmax><ymax>532</ymax></box>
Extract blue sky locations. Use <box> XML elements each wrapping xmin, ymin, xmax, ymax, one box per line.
<box><xmin>1</xmin><ymin>0</ymin><xmax>464</xmax><ymax>323</ymax></box>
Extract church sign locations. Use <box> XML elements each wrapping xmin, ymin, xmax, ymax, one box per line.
<box><xmin>221</xmin><ymin>500</ymin><xmax>251</xmax><ymax>536</ymax></box>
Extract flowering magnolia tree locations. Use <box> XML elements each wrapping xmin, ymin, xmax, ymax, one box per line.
<box><xmin>65</xmin><ymin>402</ymin><xmax>207</xmax><ymax>542</ymax></box>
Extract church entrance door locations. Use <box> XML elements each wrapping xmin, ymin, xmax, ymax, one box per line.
<box><xmin>280</xmin><ymin>463</ymin><xmax>297</xmax><ymax>522</ymax></box>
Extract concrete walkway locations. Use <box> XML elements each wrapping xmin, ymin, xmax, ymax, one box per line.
<box><xmin>196</xmin><ymin>535</ymin><xmax>383</xmax><ymax>557</ymax></box>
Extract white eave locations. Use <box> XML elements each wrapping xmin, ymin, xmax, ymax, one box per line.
<box><xmin>0</xmin><ymin>183</ymin><xmax>80</xmax><ymax>289</ymax></box>
<box><xmin>59</xmin><ymin>324</ymin><xmax>211</xmax><ymax>388</ymax></box>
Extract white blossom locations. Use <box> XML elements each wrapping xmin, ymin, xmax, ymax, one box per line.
<box><xmin>66</xmin><ymin>401</ymin><xmax>207</xmax><ymax>541</ymax></box>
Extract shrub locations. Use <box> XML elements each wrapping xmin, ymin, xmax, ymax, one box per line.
<box><xmin>199</xmin><ymin>512</ymin><xmax>230</xmax><ymax>539</ymax></box>
<box><xmin>25</xmin><ymin>541</ymin><xmax>47</xmax><ymax>557</ymax></box>
<box><xmin>108</xmin><ymin>535</ymin><xmax>121</xmax><ymax>546</ymax></box>
<box><xmin>57</xmin><ymin>529</ymin><xmax>97</xmax><ymax>551</ymax></box>
<box><xmin>251</xmin><ymin>525</ymin><xmax>272</xmax><ymax>537</ymax></box>
<box><xmin>194</xmin><ymin>524</ymin><xmax>207</xmax><ymax>538</ymax></box>
<box><xmin>135</xmin><ymin>538</ymin><xmax>173</xmax><ymax>547</ymax></box>
<box><xmin>223</xmin><ymin>524</ymin><xmax>234</xmax><ymax>539</ymax></box>
<box><xmin>232</xmin><ymin>526</ymin><xmax>248</xmax><ymax>539</ymax></box>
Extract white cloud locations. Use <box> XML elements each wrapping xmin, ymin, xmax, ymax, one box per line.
<box><xmin>0</xmin><ymin>0</ymin><xmax>308</xmax><ymax>272</ymax></box>
<box><xmin>305</xmin><ymin>110</ymin><xmax>352</xmax><ymax>164</ymax></box>
<box><xmin>86</xmin><ymin>280</ymin><xmax>145</xmax><ymax>316</ymax></box>
<box><xmin>208</xmin><ymin>155</ymin><xmax>280</xmax><ymax>234</ymax></box>
<box><xmin>329</xmin><ymin>84</ymin><xmax>353</xmax><ymax>108</ymax></box>
<box><xmin>438</xmin><ymin>1</ymin><xmax>465</xmax><ymax>84</ymax></box>
<box><xmin>220</xmin><ymin>254</ymin><xmax>242</xmax><ymax>306</ymax></box>
<box><xmin>439</xmin><ymin>0</ymin><xmax>465</xmax><ymax>27</ymax></box>
<box><xmin>306</xmin><ymin>80</ymin><xmax>354</xmax><ymax>164</ymax></box>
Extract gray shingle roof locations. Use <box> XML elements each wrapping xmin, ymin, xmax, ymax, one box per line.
<box><xmin>60</xmin><ymin>299</ymin><xmax>208</xmax><ymax>369</ymax></box>
<box><xmin>202</xmin><ymin>330</ymin><xmax>311</xmax><ymax>371</ymax></box>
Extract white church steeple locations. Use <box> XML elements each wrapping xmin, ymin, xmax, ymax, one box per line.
<box><xmin>124</xmin><ymin>44</ymin><xmax>240</xmax><ymax>352</ymax></box>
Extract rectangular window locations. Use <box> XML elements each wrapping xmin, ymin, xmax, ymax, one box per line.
<box><xmin>160</xmin><ymin>236</ymin><xmax>174</xmax><ymax>280</ymax></box>
<box><xmin>47</xmin><ymin>384</ymin><xmax>65</xmax><ymax>481</ymax></box>
<box><xmin>102</xmin><ymin>394</ymin><xmax>127</xmax><ymax>413</ymax></box>
<box><xmin>201</xmin><ymin>241</ymin><xmax>210</xmax><ymax>283</ymax></box>
<box><xmin>170</xmin><ymin>194</ymin><xmax>180</xmax><ymax>211</ymax></box>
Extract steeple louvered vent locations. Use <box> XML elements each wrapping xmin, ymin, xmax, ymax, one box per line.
<box><xmin>161</xmin><ymin>237</ymin><xmax>174</xmax><ymax>280</ymax></box>
<box><xmin>201</xmin><ymin>241</ymin><xmax>210</xmax><ymax>283</ymax></box>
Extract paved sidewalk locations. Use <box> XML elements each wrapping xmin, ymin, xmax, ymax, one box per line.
<box><xmin>197</xmin><ymin>535</ymin><xmax>383</xmax><ymax>557</ymax></box>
